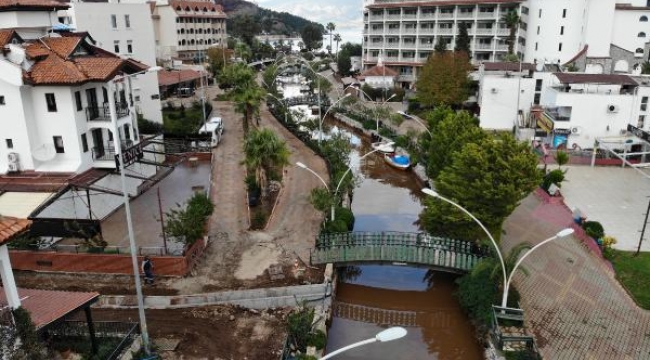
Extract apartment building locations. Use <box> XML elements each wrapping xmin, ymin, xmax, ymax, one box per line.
<box><xmin>363</xmin><ymin>0</ymin><xmax>526</xmax><ymax>88</ymax></box>
<box><xmin>0</xmin><ymin>2</ymin><xmax>148</xmax><ymax>175</ymax></box>
<box><xmin>363</xmin><ymin>0</ymin><xmax>650</xmax><ymax>87</ymax></box>
<box><xmin>60</xmin><ymin>0</ymin><xmax>163</xmax><ymax>123</ymax></box>
<box><xmin>152</xmin><ymin>0</ymin><xmax>227</xmax><ymax>63</ymax></box>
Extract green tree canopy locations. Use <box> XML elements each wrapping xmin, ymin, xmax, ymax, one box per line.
<box><xmin>420</xmin><ymin>133</ymin><xmax>542</xmax><ymax>241</ymax></box>
<box><xmin>340</xmin><ymin>42</ymin><xmax>362</xmax><ymax>56</ymax></box>
<box><xmin>337</xmin><ymin>51</ymin><xmax>352</xmax><ymax>76</ymax></box>
<box><xmin>326</xmin><ymin>22</ymin><xmax>336</xmax><ymax>54</ymax></box>
<box><xmin>501</xmin><ymin>11</ymin><xmax>520</xmax><ymax>55</ymax></box>
<box><xmin>434</xmin><ymin>36</ymin><xmax>447</xmax><ymax>54</ymax></box>
<box><xmin>230</xmin><ymin>15</ymin><xmax>261</xmax><ymax>47</ymax></box>
<box><xmin>301</xmin><ymin>23</ymin><xmax>324</xmax><ymax>51</ymax></box>
<box><xmin>243</xmin><ymin>128</ymin><xmax>290</xmax><ymax>192</ymax></box>
<box><xmin>416</xmin><ymin>51</ymin><xmax>472</xmax><ymax>108</ymax></box>
<box><xmin>220</xmin><ymin>63</ymin><xmax>266</xmax><ymax>133</ymax></box>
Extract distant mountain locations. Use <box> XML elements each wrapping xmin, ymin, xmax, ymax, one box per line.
<box><xmin>216</xmin><ymin>0</ymin><xmax>325</xmax><ymax>37</ymax></box>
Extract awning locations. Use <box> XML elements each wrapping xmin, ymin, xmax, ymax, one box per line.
<box><xmin>537</xmin><ymin>112</ymin><xmax>554</xmax><ymax>133</ymax></box>
<box><xmin>0</xmin><ymin>192</ymin><xmax>53</xmax><ymax>218</ymax></box>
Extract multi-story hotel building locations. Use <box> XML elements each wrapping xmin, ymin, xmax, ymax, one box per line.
<box><xmin>363</xmin><ymin>0</ymin><xmax>650</xmax><ymax>88</ymax></box>
<box><xmin>152</xmin><ymin>0</ymin><xmax>227</xmax><ymax>63</ymax></box>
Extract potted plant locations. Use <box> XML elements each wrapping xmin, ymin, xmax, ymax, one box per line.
<box><xmin>582</xmin><ymin>221</ymin><xmax>605</xmax><ymax>244</ymax></box>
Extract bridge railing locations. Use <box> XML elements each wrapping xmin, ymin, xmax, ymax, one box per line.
<box><xmin>316</xmin><ymin>231</ymin><xmax>490</xmax><ymax>256</ymax></box>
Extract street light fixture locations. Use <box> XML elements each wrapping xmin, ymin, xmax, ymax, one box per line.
<box><xmin>107</xmin><ymin>65</ymin><xmax>161</xmax><ymax>356</ymax></box>
<box><xmin>421</xmin><ymin>188</ymin><xmax>575</xmax><ymax>308</ymax></box>
<box><xmin>319</xmin><ymin>93</ymin><xmax>351</xmax><ymax>143</ymax></box>
<box><xmin>350</xmin><ymin>85</ymin><xmax>397</xmax><ymax>133</ymax></box>
<box><xmin>320</xmin><ymin>327</ymin><xmax>408</xmax><ymax>359</ymax></box>
<box><xmin>297</xmin><ymin>142</ymin><xmax>393</xmax><ymax>221</ymax></box>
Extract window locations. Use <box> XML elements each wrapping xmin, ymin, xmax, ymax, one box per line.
<box><xmin>74</xmin><ymin>91</ymin><xmax>82</xmax><ymax>111</ymax></box>
<box><xmin>535</xmin><ymin>79</ymin><xmax>543</xmax><ymax>91</ymax></box>
<box><xmin>5</xmin><ymin>139</ymin><xmax>13</xmax><ymax>149</ymax></box>
<box><xmin>81</xmin><ymin>133</ymin><xmax>88</xmax><ymax>153</ymax></box>
<box><xmin>114</xmin><ymin>40</ymin><xmax>120</xmax><ymax>53</ymax></box>
<box><xmin>45</xmin><ymin>93</ymin><xmax>57</xmax><ymax>112</ymax></box>
<box><xmin>560</xmin><ymin>26</ymin><xmax>564</xmax><ymax>35</ymax></box>
<box><xmin>111</xmin><ymin>14</ymin><xmax>117</xmax><ymax>29</ymax></box>
<box><xmin>124</xmin><ymin>124</ymin><xmax>131</xmax><ymax>140</ymax></box>
<box><xmin>537</xmin><ymin>26</ymin><xmax>540</xmax><ymax>35</ymax></box>
<box><xmin>639</xmin><ymin>115</ymin><xmax>646</xmax><ymax>128</ymax></box>
<box><xmin>642</xmin><ymin>96</ymin><xmax>648</xmax><ymax>111</ymax></box>
<box><xmin>538</xmin><ymin>9</ymin><xmax>542</xmax><ymax>18</ymax></box>
<box><xmin>535</xmin><ymin>42</ymin><xmax>538</xmax><ymax>51</ymax></box>
<box><xmin>558</xmin><ymin>43</ymin><xmax>563</xmax><ymax>51</ymax></box>
<box><xmin>637</xmin><ymin>48</ymin><xmax>645</xmax><ymax>54</ymax></box>
<box><xmin>641</xmin><ymin>16</ymin><xmax>649</xmax><ymax>22</ymax></box>
<box><xmin>124</xmin><ymin>14</ymin><xmax>131</xmax><ymax>28</ymax></box>
<box><xmin>639</xmin><ymin>32</ymin><xmax>646</xmax><ymax>38</ymax></box>
<box><xmin>102</xmin><ymin>87</ymin><xmax>108</xmax><ymax>103</ymax></box>
<box><xmin>562</xmin><ymin>9</ymin><xmax>566</xmax><ymax>18</ymax></box>
<box><xmin>127</xmin><ymin>40</ymin><xmax>133</xmax><ymax>54</ymax></box>
<box><xmin>53</xmin><ymin>136</ymin><xmax>64</xmax><ymax>153</ymax></box>
<box><xmin>0</xmin><ymin>96</ymin><xmax>4</xmax><ymax>105</ymax></box>
<box><xmin>534</xmin><ymin>93</ymin><xmax>541</xmax><ymax>105</ymax></box>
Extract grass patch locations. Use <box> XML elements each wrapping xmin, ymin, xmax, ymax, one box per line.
<box><xmin>609</xmin><ymin>249</ymin><xmax>650</xmax><ymax>309</ymax></box>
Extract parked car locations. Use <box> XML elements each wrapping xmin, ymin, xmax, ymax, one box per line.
<box><xmin>198</xmin><ymin>117</ymin><xmax>224</xmax><ymax>147</ymax></box>
<box><xmin>178</xmin><ymin>87</ymin><xmax>194</xmax><ymax>97</ymax></box>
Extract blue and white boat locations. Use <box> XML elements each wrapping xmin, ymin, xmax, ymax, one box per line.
<box><xmin>384</xmin><ymin>153</ymin><xmax>411</xmax><ymax>170</ymax></box>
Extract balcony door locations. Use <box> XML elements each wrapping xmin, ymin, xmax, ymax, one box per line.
<box><xmin>91</xmin><ymin>128</ymin><xmax>104</xmax><ymax>158</ymax></box>
<box><xmin>86</xmin><ymin>88</ymin><xmax>99</xmax><ymax>119</ymax></box>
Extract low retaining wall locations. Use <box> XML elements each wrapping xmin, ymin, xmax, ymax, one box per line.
<box><xmin>10</xmin><ymin>238</ymin><xmax>207</xmax><ymax>277</ymax></box>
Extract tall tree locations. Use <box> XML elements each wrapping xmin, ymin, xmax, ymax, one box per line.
<box><xmin>420</xmin><ymin>133</ymin><xmax>542</xmax><ymax>241</ymax></box>
<box><xmin>220</xmin><ymin>63</ymin><xmax>266</xmax><ymax>133</ymax></box>
<box><xmin>243</xmin><ymin>128</ymin><xmax>290</xmax><ymax>193</ymax></box>
<box><xmin>423</xmin><ymin>107</ymin><xmax>485</xmax><ymax>179</ymax></box>
<box><xmin>337</xmin><ymin>50</ymin><xmax>352</xmax><ymax>76</ymax></box>
<box><xmin>501</xmin><ymin>11</ymin><xmax>520</xmax><ymax>55</ymax></box>
<box><xmin>333</xmin><ymin>34</ymin><xmax>342</xmax><ymax>58</ymax></box>
<box><xmin>455</xmin><ymin>22</ymin><xmax>471</xmax><ymax>55</ymax></box>
<box><xmin>1</xmin><ymin>307</ymin><xmax>47</xmax><ymax>359</ymax></box>
<box><xmin>326</xmin><ymin>22</ymin><xmax>336</xmax><ymax>54</ymax></box>
<box><xmin>416</xmin><ymin>51</ymin><xmax>472</xmax><ymax>108</ymax></box>
<box><xmin>340</xmin><ymin>42</ymin><xmax>362</xmax><ymax>56</ymax></box>
<box><xmin>231</xmin><ymin>15</ymin><xmax>261</xmax><ymax>47</ymax></box>
<box><xmin>434</xmin><ymin>36</ymin><xmax>447</xmax><ymax>54</ymax></box>
<box><xmin>301</xmin><ymin>23</ymin><xmax>324</xmax><ymax>51</ymax></box>
<box><xmin>207</xmin><ymin>47</ymin><xmax>229</xmax><ymax>78</ymax></box>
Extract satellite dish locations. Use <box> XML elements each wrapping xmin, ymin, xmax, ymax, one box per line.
<box><xmin>536</xmin><ymin>63</ymin><xmax>544</xmax><ymax>72</ymax></box>
<box><xmin>31</xmin><ymin>143</ymin><xmax>56</xmax><ymax>162</ymax></box>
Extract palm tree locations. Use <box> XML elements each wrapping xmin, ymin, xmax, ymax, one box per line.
<box><xmin>243</xmin><ymin>128</ymin><xmax>290</xmax><ymax>195</ymax></box>
<box><xmin>334</xmin><ymin>33</ymin><xmax>342</xmax><ymax>59</ymax></box>
<box><xmin>326</xmin><ymin>22</ymin><xmax>336</xmax><ymax>54</ymax></box>
<box><xmin>501</xmin><ymin>11</ymin><xmax>520</xmax><ymax>55</ymax></box>
<box><xmin>642</xmin><ymin>60</ymin><xmax>650</xmax><ymax>74</ymax></box>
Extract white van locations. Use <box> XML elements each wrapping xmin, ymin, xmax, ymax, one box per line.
<box><xmin>198</xmin><ymin>117</ymin><xmax>224</xmax><ymax>147</ymax></box>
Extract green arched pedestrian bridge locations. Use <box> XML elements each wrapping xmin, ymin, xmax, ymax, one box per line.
<box><xmin>310</xmin><ymin>232</ymin><xmax>490</xmax><ymax>273</ymax></box>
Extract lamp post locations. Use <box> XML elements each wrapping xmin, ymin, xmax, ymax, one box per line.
<box><xmin>267</xmin><ymin>93</ymin><xmax>287</xmax><ymax>123</ymax></box>
<box><xmin>319</xmin><ymin>93</ymin><xmax>351</xmax><ymax>143</ymax></box>
<box><xmin>297</xmin><ymin>143</ymin><xmax>393</xmax><ymax>221</ymax></box>
<box><xmin>107</xmin><ymin>65</ymin><xmax>162</xmax><ymax>356</ymax></box>
<box><xmin>351</xmin><ymin>86</ymin><xmax>396</xmax><ymax>133</ymax></box>
<box><xmin>403</xmin><ymin>114</ymin><xmax>432</xmax><ymax>137</ymax></box>
<box><xmin>503</xmin><ymin>228</ymin><xmax>574</xmax><ymax>306</ymax></box>
<box><xmin>421</xmin><ymin>188</ymin><xmax>575</xmax><ymax>309</ymax></box>
<box><xmin>321</xmin><ymin>327</ymin><xmax>407</xmax><ymax>359</ymax></box>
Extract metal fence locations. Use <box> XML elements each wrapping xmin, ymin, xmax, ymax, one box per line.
<box><xmin>35</xmin><ymin>244</ymin><xmax>185</xmax><ymax>256</ymax></box>
<box><xmin>48</xmin><ymin>321</ymin><xmax>140</xmax><ymax>360</ymax></box>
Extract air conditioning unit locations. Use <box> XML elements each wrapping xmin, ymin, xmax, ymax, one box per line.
<box><xmin>7</xmin><ymin>152</ymin><xmax>18</xmax><ymax>164</ymax></box>
<box><xmin>7</xmin><ymin>163</ymin><xmax>18</xmax><ymax>172</ymax></box>
<box><xmin>571</xmin><ymin>127</ymin><xmax>581</xmax><ymax>134</ymax></box>
<box><xmin>607</xmin><ymin>104</ymin><xmax>619</xmax><ymax>113</ymax></box>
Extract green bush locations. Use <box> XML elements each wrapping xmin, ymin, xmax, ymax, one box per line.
<box><xmin>335</xmin><ymin>206</ymin><xmax>355</xmax><ymax>231</ymax></box>
<box><xmin>455</xmin><ymin>260</ymin><xmax>499</xmax><ymax>332</ymax></box>
<box><xmin>137</xmin><ymin>115</ymin><xmax>163</xmax><ymax>135</ymax></box>
<box><xmin>164</xmin><ymin>192</ymin><xmax>214</xmax><ymax>246</ymax></box>
<box><xmin>324</xmin><ymin>219</ymin><xmax>348</xmax><ymax>233</ymax></box>
<box><xmin>541</xmin><ymin>169</ymin><xmax>565</xmax><ymax>191</ymax></box>
<box><xmin>306</xmin><ymin>329</ymin><xmax>326</xmax><ymax>350</ymax></box>
<box><xmin>582</xmin><ymin>221</ymin><xmax>605</xmax><ymax>240</ymax></box>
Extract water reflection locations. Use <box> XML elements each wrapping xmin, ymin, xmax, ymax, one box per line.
<box><xmin>324</xmin><ymin>119</ymin><xmax>483</xmax><ymax>359</ymax></box>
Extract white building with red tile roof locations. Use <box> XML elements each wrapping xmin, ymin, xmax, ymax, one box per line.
<box><xmin>59</xmin><ymin>0</ymin><xmax>163</xmax><ymax>123</ymax></box>
<box><xmin>0</xmin><ymin>2</ymin><xmax>152</xmax><ymax>175</ymax></box>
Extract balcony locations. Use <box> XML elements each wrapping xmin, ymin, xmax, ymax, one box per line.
<box><xmin>369</xmin><ymin>15</ymin><xmax>384</xmax><ymax>22</ymax></box>
<box><xmin>386</xmin><ymin>29</ymin><xmax>401</xmax><ymax>35</ymax></box>
<box><xmin>495</xmin><ymin>44</ymin><xmax>509</xmax><ymax>51</ymax></box>
<box><xmin>386</xmin><ymin>14</ymin><xmax>401</xmax><ymax>20</ymax></box>
<box><xmin>419</xmin><ymin>43</ymin><xmax>434</xmax><ymax>49</ymax></box>
<box><xmin>438</xmin><ymin>12</ymin><xmax>454</xmax><ymax>19</ymax></box>
<box><xmin>92</xmin><ymin>140</ymin><xmax>134</xmax><ymax>162</ymax></box>
<box><xmin>497</xmin><ymin>28</ymin><xmax>510</xmax><ymax>36</ymax></box>
<box><xmin>544</xmin><ymin>107</ymin><xmax>572</xmax><ymax>122</ymax></box>
<box><xmin>86</xmin><ymin>102</ymin><xmax>129</xmax><ymax>122</ymax></box>
<box><xmin>457</xmin><ymin>11</ymin><xmax>475</xmax><ymax>19</ymax></box>
<box><xmin>419</xmin><ymin>28</ymin><xmax>435</xmax><ymax>35</ymax></box>
<box><xmin>402</xmin><ymin>27</ymin><xmax>418</xmax><ymax>35</ymax></box>
<box><xmin>368</xmin><ymin>29</ymin><xmax>384</xmax><ymax>35</ymax></box>
<box><xmin>475</xmin><ymin>28</ymin><xmax>495</xmax><ymax>35</ymax></box>
<box><xmin>437</xmin><ymin>28</ymin><xmax>454</xmax><ymax>35</ymax></box>
<box><xmin>419</xmin><ymin>12</ymin><xmax>436</xmax><ymax>20</ymax></box>
<box><xmin>475</xmin><ymin>43</ymin><xmax>494</xmax><ymax>50</ymax></box>
<box><xmin>384</xmin><ymin>42</ymin><xmax>400</xmax><ymax>49</ymax></box>
<box><xmin>402</xmin><ymin>14</ymin><xmax>417</xmax><ymax>20</ymax></box>
<box><xmin>401</xmin><ymin>41</ymin><xmax>417</xmax><ymax>48</ymax></box>
<box><xmin>477</xmin><ymin>11</ymin><xmax>497</xmax><ymax>18</ymax></box>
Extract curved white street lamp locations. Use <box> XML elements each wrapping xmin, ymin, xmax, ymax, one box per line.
<box><xmin>402</xmin><ymin>114</ymin><xmax>432</xmax><ymax>137</ymax></box>
<box><xmin>320</xmin><ymin>327</ymin><xmax>408</xmax><ymax>360</ymax></box>
<box><xmin>352</xmin><ymin>86</ymin><xmax>397</xmax><ymax>133</ymax></box>
<box><xmin>503</xmin><ymin>227</ymin><xmax>574</xmax><ymax>307</ymax></box>
<box><xmin>421</xmin><ymin>188</ymin><xmax>575</xmax><ymax>308</ymax></box>
<box><xmin>298</xmin><ymin>142</ymin><xmax>394</xmax><ymax>221</ymax></box>
<box><xmin>319</xmin><ymin>93</ymin><xmax>351</xmax><ymax>143</ymax></box>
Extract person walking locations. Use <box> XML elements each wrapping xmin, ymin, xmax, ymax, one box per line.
<box><xmin>141</xmin><ymin>256</ymin><xmax>154</xmax><ymax>285</ymax></box>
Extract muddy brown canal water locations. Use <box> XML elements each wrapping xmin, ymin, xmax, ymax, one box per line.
<box><xmin>323</xmin><ymin>135</ymin><xmax>484</xmax><ymax>359</ymax></box>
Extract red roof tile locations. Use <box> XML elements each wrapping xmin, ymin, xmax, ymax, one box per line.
<box><xmin>553</xmin><ymin>73</ymin><xmax>637</xmax><ymax>86</ymax></box>
<box><xmin>169</xmin><ymin>0</ymin><xmax>226</xmax><ymax>17</ymax></box>
<box><xmin>361</xmin><ymin>64</ymin><xmax>399</xmax><ymax>77</ymax></box>
<box><xmin>0</xmin><ymin>172</ymin><xmax>72</xmax><ymax>192</ymax></box>
<box><xmin>0</xmin><ymin>0</ymin><xmax>69</xmax><ymax>10</ymax></box>
<box><xmin>0</xmin><ymin>29</ymin><xmax>21</xmax><ymax>47</ymax></box>
<box><xmin>0</xmin><ymin>216</ymin><xmax>31</xmax><ymax>245</ymax></box>
<box><xmin>482</xmin><ymin>62</ymin><xmax>536</xmax><ymax>72</ymax></box>
<box><xmin>158</xmin><ymin>69</ymin><xmax>203</xmax><ymax>86</ymax></box>
<box><xmin>0</xmin><ymin>287</ymin><xmax>99</xmax><ymax>329</ymax></box>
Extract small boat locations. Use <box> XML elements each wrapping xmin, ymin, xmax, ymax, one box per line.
<box><xmin>371</xmin><ymin>141</ymin><xmax>395</xmax><ymax>154</ymax></box>
<box><xmin>384</xmin><ymin>154</ymin><xmax>411</xmax><ymax>170</ymax></box>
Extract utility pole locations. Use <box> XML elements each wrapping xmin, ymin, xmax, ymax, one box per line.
<box><xmin>636</xmin><ymin>196</ymin><xmax>650</xmax><ymax>256</ymax></box>
<box><xmin>157</xmin><ymin>187</ymin><xmax>167</xmax><ymax>255</ymax></box>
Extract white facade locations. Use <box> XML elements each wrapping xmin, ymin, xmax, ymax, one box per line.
<box><xmin>62</xmin><ymin>1</ymin><xmax>163</xmax><ymax>123</ymax></box>
<box><xmin>612</xmin><ymin>3</ymin><xmax>650</xmax><ymax>59</ymax></box>
<box><xmin>152</xmin><ymin>0</ymin><xmax>227</xmax><ymax>63</ymax></box>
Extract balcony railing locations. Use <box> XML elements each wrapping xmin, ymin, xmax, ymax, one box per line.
<box><xmin>475</xmin><ymin>28</ymin><xmax>495</xmax><ymax>35</ymax></box>
<box><xmin>86</xmin><ymin>102</ymin><xmax>129</xmax><ymax>122</ymax></box>
<box><xmin>438</xmin><ymin>12</ymin><xmax>454</xmax><ymax>19</ymax></box>
<box><xmin>437</xmin><ymin>28</ymin><xmax>454</xmax><ymax>34</ymax></box>
<box><xmin>477</xmin><ymin>11</ymin><xmax>497</xmax><ymax>18</ymax></box>
<box><xmin>92</xmin><ymin>140</ymin><xmax>134</xmax><ymax>162</ymax></box>
<box><xmin>419</xmin><ymin>28</ymin><xmax>435</xmax><ymax>34</ymax></box>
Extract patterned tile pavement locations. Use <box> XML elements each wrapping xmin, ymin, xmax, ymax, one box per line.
<box><xmin>501</xmin><ymin>192</ymin><xmax>650</xmax><ymax>359</ymax></box>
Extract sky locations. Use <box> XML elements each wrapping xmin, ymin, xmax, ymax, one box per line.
<box><xmin>255</xmin><ymin>0</ymin><xmax>364</xmax><ymax>46</ymax></box>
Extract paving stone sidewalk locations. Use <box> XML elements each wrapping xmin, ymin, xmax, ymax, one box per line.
<box><xmin>502</xmin><ymin>192</ymin><xmax>650</xmax><ymax>359</ymax></box>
